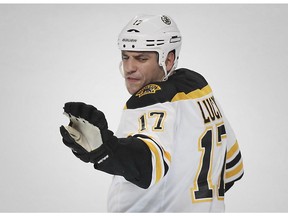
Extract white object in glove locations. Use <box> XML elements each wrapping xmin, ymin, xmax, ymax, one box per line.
<box><xmin>64</xmin><ymin>113</ymin><xmax>103</xmax><ymax>152</ymax></box>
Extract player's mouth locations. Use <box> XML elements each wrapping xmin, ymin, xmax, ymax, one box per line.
<box><xmin>126</xmin><ymin>76</ymin><xmax>141</xmax><ymax>83</ymax></box>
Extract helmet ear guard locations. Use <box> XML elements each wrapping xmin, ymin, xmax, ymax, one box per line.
<box><xmin>118</xmin><ymin>14</ymin><xmax>182</xmax><ymax>80</ymax></box>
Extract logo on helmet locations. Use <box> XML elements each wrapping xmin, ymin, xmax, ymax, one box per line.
<box><xmin>122</xmin><ymin>38</ymin><xmax>137</xmax><ymax>42</ymax></box>
<box><xmin>161</xmin><ymin>15</ymin><xmax>171</xmax><ymax>25</ymax></box>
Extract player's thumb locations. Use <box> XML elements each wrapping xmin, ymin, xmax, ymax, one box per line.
<box><xmin>64</xmin><ymin>125</ymin><xmax>82</xmax><ymax>142</ymax></box>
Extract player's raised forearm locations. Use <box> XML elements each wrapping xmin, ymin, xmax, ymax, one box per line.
<box><xmin>60</xmin><ymin>102</ymin><xmax>153</xmax><ymax>189</ymax></box>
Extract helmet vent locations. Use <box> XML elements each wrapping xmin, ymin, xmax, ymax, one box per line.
<box><xmin>146</xmin><ymin>39</ymin><xmax>165</xmax><ymax>47</ymax></box>
<box><xmin>170</xmin><ymin>36</ymin><xmax>181</xmax><ymax>43</ymax></box>
<box><xmin>127</xmin><ymin>29</ymin><xmax>140</xmax><ymax>33</ymax></box>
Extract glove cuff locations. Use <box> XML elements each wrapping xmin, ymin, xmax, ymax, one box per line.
<box><xmin>72</xmin><ymin>129</ymin><xmax>119</xmax><ymax>164</ymax></box>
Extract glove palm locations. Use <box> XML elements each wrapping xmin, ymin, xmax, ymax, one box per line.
<box><xmin>60</xmin><ymin>102</ymin><xmax>110</xmax><ymax>163</ymax></box>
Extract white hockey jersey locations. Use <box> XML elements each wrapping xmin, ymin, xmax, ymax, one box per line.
<box><xmin>107</xmin><ymin>68</ymin><xmax>244</xmax><ymax>212</ymax></box>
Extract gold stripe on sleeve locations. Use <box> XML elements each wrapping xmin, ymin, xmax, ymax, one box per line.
<box><xmin>164</xmin><ymin>150</ymin><xmax>171</xmax><ymax>162</ymax></box>
<box><xmin>227</xmin><ymin>141</ymin><xmax>239</xmax><ymax>160</ymax></box>
<box><xmin>142</xmin><ymin>140</ymin><xmax>163</xmax><ymax>183</ymax></box>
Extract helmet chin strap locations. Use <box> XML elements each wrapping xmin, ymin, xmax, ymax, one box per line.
<box><xmin>161</xmin><ymin>62</ymin><xmax>176</xmax><ymax>81</ymax></box>
<box><xmin>119</xmin><ymin>61</ymin><xmax>124</xmax><ymax>78</ymax></box>
<box><xmin>162</xmin><ymin>65</ymin><xmax>169</xmax><ymax>81</ymax></box>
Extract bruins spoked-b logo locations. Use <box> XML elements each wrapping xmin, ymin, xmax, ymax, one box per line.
<box><xmin>136</xmin><ymin>84</ymin><xmax>161</xmax><ymax>97</ymax></box>
<box><xmin>161</xmin><ymin>15</ymin><xmax>171</xmax><ymax>25</ymax></box>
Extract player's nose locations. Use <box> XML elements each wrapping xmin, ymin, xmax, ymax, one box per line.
<box><xmin>124</xmin><ymin>58</ymin><xmax>137</xmax><ymax>75</ymax></box>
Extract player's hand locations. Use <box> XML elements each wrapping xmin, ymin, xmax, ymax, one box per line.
<box><xmin>60</xmin><ymin>102</ymin><xmax>110</xmax><ymax>163</ymax></box>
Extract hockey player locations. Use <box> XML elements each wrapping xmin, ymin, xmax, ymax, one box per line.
<box><xmin>60</xmin><ymin>14</ymin><xmax>244</xmax><ymax>212</ymax></box>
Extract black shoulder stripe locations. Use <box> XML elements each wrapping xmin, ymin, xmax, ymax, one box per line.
<box><xmin>125</xmin><ymin>68</ymin><xmax>209</xmax><ymax>109</ymax></box>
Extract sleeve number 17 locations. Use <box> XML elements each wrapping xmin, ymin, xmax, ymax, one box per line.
<box><xmin>138</xmin><ymin>111</ymin><xmax>166</xmax><ymax>132</ymax></box>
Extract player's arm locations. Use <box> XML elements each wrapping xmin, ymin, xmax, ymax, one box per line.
<box><xmin>60</xmin><ymin>102</ymin><xmax>153</xmax><ymax>189</ymax></box>
<box><xmin>224</xmin><ymin>140</ymin><xmax>244</xmax><ymax>192</ymax></box>
<box><xmin>221</xmin><ymin>113</ymin><xmax>244</xmax><ymax>192</ymax></box>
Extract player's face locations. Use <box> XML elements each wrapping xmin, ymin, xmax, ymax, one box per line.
<box><xmin>121</xmin><ymin>51</ymin><xmax>164</xmax><ymax>95</ymax></box>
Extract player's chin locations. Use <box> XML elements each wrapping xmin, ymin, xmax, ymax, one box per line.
<box><xmin>126</xmin><ymin>83</ymin><xmax>142</xmax><ymax>95</ymax></box>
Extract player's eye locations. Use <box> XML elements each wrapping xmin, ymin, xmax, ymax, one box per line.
<box><xmin>122</xmin><ymin>55</ymin><xmax>129</xmax><ymax>61</ymax></box>
<box><xmin>137</xmin><ymin>56</ymin><xmax>149</xmax><ymax>62</ymax></box>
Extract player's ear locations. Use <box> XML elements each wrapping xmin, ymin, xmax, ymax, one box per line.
<box><xmin>165</xmin><ymin>51</ymin><xmax>175</xmax><ymax>72</ymax></box>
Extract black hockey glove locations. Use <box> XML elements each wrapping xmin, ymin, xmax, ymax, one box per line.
<box><xmin>60</xmin><ymin>102</ymin><xmax>117</xmax><ymax>164</ymax></box>
<box><xmin>60</xmin><ymin>102</ymin><xmax>154</xmax><ymax>189</ymax></box>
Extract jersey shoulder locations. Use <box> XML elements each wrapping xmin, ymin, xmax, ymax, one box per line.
<box><xmin>125</xmin><ymin>68</ymin><xmax>209</xmax><ymax>109</ymax></box>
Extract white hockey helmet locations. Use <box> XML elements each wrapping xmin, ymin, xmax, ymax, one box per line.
<box><xmin>118</xmin><ymin>14</ymin><xmax>182</xmax><ymax>79</ymax></box>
